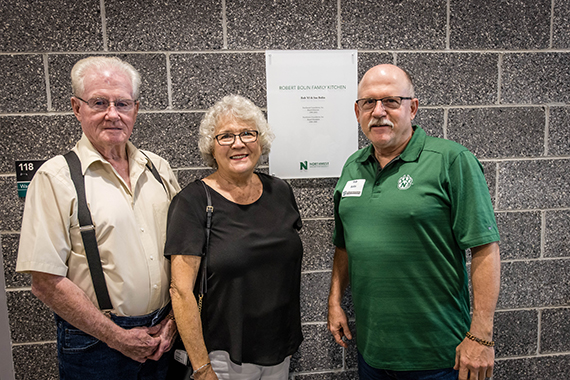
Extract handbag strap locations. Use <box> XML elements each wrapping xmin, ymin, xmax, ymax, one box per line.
<box><xmin>63</xmin><ymin>151</ymin><xmax>113</xmax><ymax>311</ymax></box>
<box><xmin>197</xmin><ymin>180</ymin><xmax>213</xmax><ymax>312</ymax></box>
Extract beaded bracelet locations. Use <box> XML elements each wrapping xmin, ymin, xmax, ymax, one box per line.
<box><xmin>193</xmin><ymin>362</ymin><xmax>211</xmax><ymax>375</ymax></box>
<box><xmin>466</xmin><ymin>331</ymin><xmax>495</xmax><ymax>347</ymax></box>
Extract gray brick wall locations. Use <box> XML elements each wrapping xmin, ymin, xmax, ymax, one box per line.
<box><xmin>1</xmin><ymin>0</ymin><xmax>569</xmax><ymax>379</ymax></box>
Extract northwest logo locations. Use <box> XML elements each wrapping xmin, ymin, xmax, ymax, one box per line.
<box><xmin>397</xmin><ymin>175</ymin><xmax>413</xmax><ymax>190</ymax></box>
<box><xmin>300</xmin><ymin>161</ymin><xmax>329</xmax><ymax>171</ymax></box>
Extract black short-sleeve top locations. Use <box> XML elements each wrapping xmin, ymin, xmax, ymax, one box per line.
<box><xmin>164</xmin><ymin>172</ymin><xmax>304</xmax><ymax>366</ymax></box>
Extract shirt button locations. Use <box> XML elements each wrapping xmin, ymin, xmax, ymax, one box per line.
<box><xmin>140</xmin><ymin>227</ymin><xmax>145</xmax><ymax>232</ymax></box>
<box><xmin>150</xmin><ymin>256</ymin><xmax>154</xmax><ymax>260</ymax></box>
<box><xmin>153</xmin><ymin>284</ymin><xmax>158</xmax><ymax>289</ymax></box>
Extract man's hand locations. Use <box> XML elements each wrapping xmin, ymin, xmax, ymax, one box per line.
<box><xmin>31</xmin><ymin>272</ymin><xmax>163</xmax><ymax>363</ymax></box>
<box><xmin>456</xmin><ymin>242</ymin><xmax>500</xmax><ymax>379</ymax></box>
<box><xmin>327</xmin><ymin>247</ymin><xmax>352</xmax><ymax>348</ymax></box>
<box><xmin>107</xmin><ymin>326</ymin><xmax>162</xmax><ymax>363</ymax></box>
<box><xmin>454</xmin><ymin>338</ymin><xmax>494</xmax><ymax>380</ymax></box>
<box><xmin>327</xmin><ymin>304</ymin><xmax>352</xmax><ymax>348</ymax></box>
<box><xmin>146</xmin><ymin>316</ymin><xmax>177</xmax><ymax>361</ymax></box>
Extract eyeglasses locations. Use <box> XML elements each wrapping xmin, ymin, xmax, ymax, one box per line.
<box><xmin>75</xmin><ymin>96</ymin><xmax>138</xmax><ymax>112</ymax></box>
<box><xmin>214</xmin><ymin>130</ymin><xmax>259</xmax><ymax>146</ymax></box>
<box><xmin>355</xmin><ymin>96</ymin><xmax>413</xmax><ymax>112</ymax></box>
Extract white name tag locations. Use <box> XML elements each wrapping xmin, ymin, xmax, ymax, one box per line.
<box><xmin>341</xmin><ymin>179</ymin><xmax>365</xmax><ymax>197</ymax></box>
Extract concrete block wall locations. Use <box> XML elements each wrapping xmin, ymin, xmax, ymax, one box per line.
<box><xmin>1</xmin><ymin>0</ymin><xmax>569</xmax><ymax>379</ymax></box>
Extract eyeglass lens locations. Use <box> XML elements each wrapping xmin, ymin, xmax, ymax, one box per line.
<box><xmin>358</xmin><ymin>97</ymin><xmax>406</xmax><ymax>111</ymax></box>
<box><xmin>78</xmin><ymin>97</ymin><xmax>136</xmax><ymax>112</ymax></box>
<box><xmin>215</xmin><ymin>131</ymin><xmax>259</xmax><ymax>145</ymax></box>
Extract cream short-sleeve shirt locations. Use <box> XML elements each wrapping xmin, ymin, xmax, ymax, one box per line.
<box><xmin>16</xmin><ymin>134</ymin><xmax>181</xmax><ymax>316</ymax></box>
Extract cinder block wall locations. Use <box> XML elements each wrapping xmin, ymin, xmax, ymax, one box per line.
<box><xmin>2</xmin><ymin>1</ymin><xmax>569</xmax><ymax>379</ymax></box>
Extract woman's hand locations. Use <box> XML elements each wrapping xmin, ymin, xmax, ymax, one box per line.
<box><xmin>194</xmin><ymin>364</ymin><xmax>218</xmax><ymax>380</ymax></box>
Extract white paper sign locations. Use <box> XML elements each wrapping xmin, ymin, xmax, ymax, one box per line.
<box><xmin>266</xmin><ymin>50</ymin><xmax>358</xmax><ymax>178</ymax></box>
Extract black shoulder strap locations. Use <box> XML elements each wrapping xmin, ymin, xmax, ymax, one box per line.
<box><xmin>141</xmin><ymin>151</ymin><xmax>166</xmax><ymax>192</ymax></box>
<box><xmin>63</xmin><ymin>151</ymin><xmax>113</xmax><ymax>311</ymax></box>
<box><xmin>198</xmin><ymin>180</ymin><xmax>213</xmax><ymax>296</ymax></box>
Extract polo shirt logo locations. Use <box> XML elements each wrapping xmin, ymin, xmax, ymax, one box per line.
<box><xmin>398</xmin><ymin>175</ymin><xmax>413</xmax><ymax>190</ymax></box>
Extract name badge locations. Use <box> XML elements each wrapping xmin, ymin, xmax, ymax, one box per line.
<box><xmin>341</xmin><ymin>179</ymin><xmax>365</xmax><ymax>197</ymax></box>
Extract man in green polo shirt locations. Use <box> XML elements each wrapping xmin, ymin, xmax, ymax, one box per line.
<box><xmin>327</xmin><ymin>64</ymin><xmax>501</xmax><ymax>380</ymax></box>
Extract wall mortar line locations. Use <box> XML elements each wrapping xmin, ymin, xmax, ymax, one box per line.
<box><xmin>550</xmin><ymin>0</ymin><xmax>556</xmax><ymax>49</ymax></box>
<box><xmin>43</xmin><ymin>54</ymin><xmax>52</xmax><ymax>111</ymax></box>
<box><xmin>222</xmin><ymin>0</ymin><xmax>228</xmax><ymax>49</ymax></box>
<box><xmin>99</xmin><ymin>0</ymin><xmax>108</xmax><ymax>51</ymax></box>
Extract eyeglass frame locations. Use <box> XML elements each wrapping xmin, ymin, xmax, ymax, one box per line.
<box><xmin>355</xmin><ymin>96</ymin><xmax>413</xmax><ymax>111</ymax></box>
<box><xmin>74</xmin><ymin>96</ymin><xmax>139</xmax><ymax>113</ymax></box>
<box><xmin>214</xmin><ymin>130</ymin><xmax>259</xmax><ymax>146</ymax></box>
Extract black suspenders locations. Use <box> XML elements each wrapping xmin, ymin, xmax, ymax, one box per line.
<box><xmin>63</xmin><ymin>150</ymin><xmax>166</xmax><ymax>311</ymax></box>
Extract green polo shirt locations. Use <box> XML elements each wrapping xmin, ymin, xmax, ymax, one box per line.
<box><xmin>333</xmin><ymin>126</ymin><xmax>499</xmax><ymax>371</ymax></box>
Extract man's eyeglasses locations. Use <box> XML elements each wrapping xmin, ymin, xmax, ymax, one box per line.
<box><xmin>214</xmin><ymin>130</ymin><xmax>259</xmax><ymax>146</ymax></box>
<box><xmin>75</xmin><ymin>96</ymin><xmax>138</xmax><ymax>113</ymax></box>
<box><xmin>355</xmin><ymin>96</ymin><xmax>413</xmax><ymax>112</ymax></box>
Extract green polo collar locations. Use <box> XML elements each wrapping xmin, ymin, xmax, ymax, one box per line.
<box><xmin>356</xmin><ymin>125</ymin><xmax>426</xmax><ymax>164</ymax></box>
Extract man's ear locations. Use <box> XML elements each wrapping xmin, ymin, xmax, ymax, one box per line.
<box><xmin>71</xmin><ymin>97</ymin><xmax>82</xmax><ymax>122</ymax></box>
<box><xmin>410</xmin><ymin>98</ymin><xmax>419</xmax><ymax>121</ymax></box>
<box><xmin>354</xmin><ymin>101</ymin><xmax>360</xmax><ymax>122</ymax></box>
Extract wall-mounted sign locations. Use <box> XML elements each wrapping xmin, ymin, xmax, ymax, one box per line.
<box><xmin>15</xmin><ymin>160</ymin><xmax>45</xmax><ymax>197</ymax></box>
<box><xmin>266</xmin><ymin>50</ymin><xmax>358</xmax><ymax>179</ymax></box>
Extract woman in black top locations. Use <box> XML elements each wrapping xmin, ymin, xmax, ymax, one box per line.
<box><xmin>165</xmin><ymin>95</ymin><xmax>303</xmax><ymax>380</ymax></box>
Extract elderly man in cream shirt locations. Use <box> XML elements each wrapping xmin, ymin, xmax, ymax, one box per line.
<box><xmin>16</xmin><ymin>56</ymin><xmax>180</xmax><ymax>380</ymax></box>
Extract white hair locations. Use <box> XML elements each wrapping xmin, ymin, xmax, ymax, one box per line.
<box><xmin>71</xmin><ymin>56</ymin><xmax>141</xmax><ymax>99</ymax></box>
<box><xmin>199</xmin><ymin>95</ymin><xmax>274</xmax><ymax>168</ymax></box>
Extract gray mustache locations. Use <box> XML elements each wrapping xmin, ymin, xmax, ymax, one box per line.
<box><xmin>368</xmin><ymin>118</ymin><xmax>394</xmax><ymax>129</ymax></box>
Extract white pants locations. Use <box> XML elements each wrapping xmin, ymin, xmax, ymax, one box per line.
<box><xmin>209</xmin><ymin>350</ymin><xmax>291</xmax><ymax>380</ymax></box>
